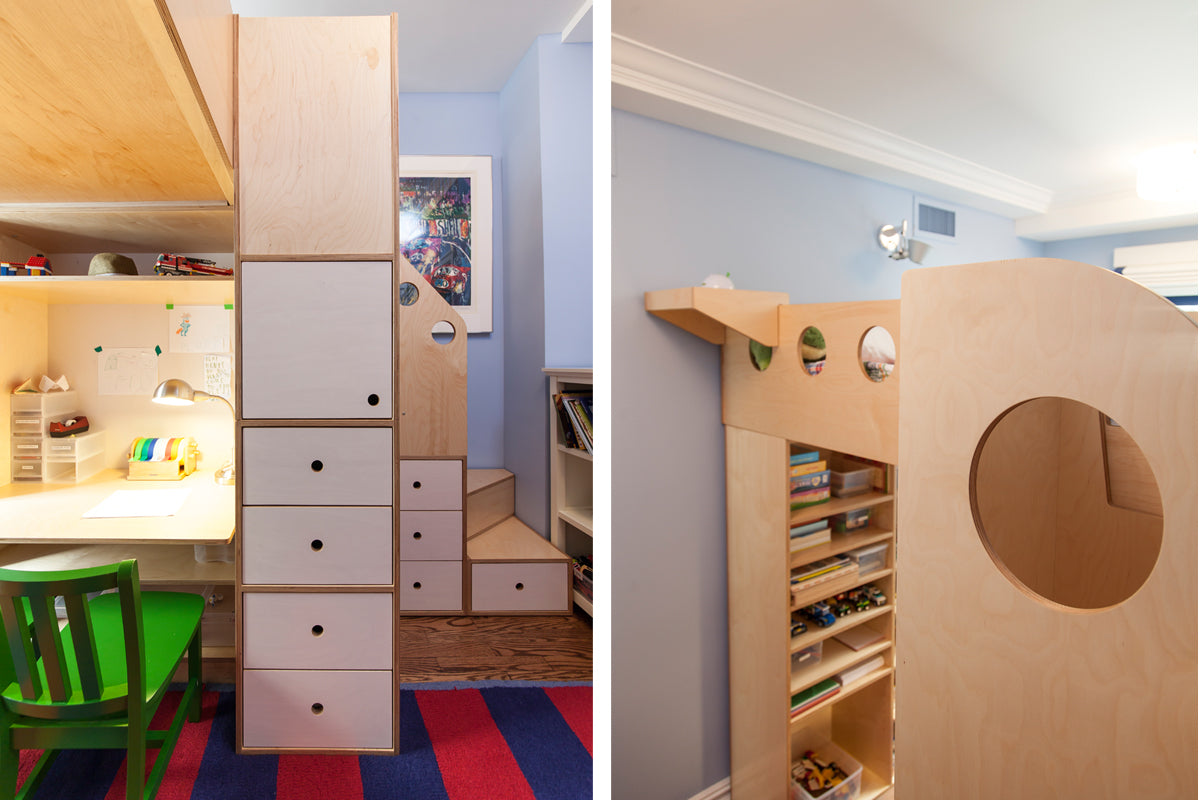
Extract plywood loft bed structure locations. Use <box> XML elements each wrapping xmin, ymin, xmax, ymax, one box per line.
<box><xmin>645</xmin><ymin>257</ymin><xmax>1197</xmax><ymax>800</ymax></box>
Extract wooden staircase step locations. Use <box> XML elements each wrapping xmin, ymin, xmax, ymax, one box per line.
<box><xmin>466</xmin><ymin>468</ymin><xmax>514</xmax><ymax>538</ymax></box>
<box><xmin>466</xmin><ymin>516</ymin><xmax>569</xmax><ymax>564</ymax></box>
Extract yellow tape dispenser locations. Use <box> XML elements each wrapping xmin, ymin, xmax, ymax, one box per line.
<box><xmin>127</xmin><ymin>436</ymin><xmax>198</xmax><ymax>481</ymax></box>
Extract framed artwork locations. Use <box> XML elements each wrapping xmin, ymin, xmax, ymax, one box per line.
<box><xmin>397</xmin><ymin>155</ymin><xmax>493</xmax><ymax>333</ymax></box>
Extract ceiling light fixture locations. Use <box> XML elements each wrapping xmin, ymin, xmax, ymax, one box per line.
<box><xmin>878</xmin><ymin>219</ymin><xmax>930</xmax><ymax>264</ymax></box>
<box><xmin>1135</xmin><ymin>143</ymin><xmax>1198</xmax><ymax>202</ymax></box>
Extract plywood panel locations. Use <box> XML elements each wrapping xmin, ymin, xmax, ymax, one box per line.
<box><xmin>896</xmin><ymin>259</ymin><xmax>1196</xmax><ymax>799</ymax></box>
<box><xmin>0</xmin><ymin>206</ymin><xmax>234</xmax><ymax>254</ymax></box>
<box><xmin>723</xmin><ymin>300</ymin><xmax>900</xmax><ymax>465</ymax></box>
<box><xmin>0</xmin><ymin>295</ymin><xmax>48</xmax><ymax>483</ymax></box>
<box><xmin>237</xmin><ymin>16</ymin><xmax>393</xmax><ymax>256</ymax></box>
<box><xmin>396</xmin><ymin>262</ymin><xmax>468</xmax><ymax>458</ymax></box>
<box><xmin>162</xmin><ymin>0</ymin><xmax>234</xmax><ymax>165</ymax></box>
<box><xmin>725</xmin><ymin>426</ymin><xmax>790</xmax><ymax>800</ymax></box>
<box><xmin>0</xmin><ymin>1</ymin><xmax>227</xmax><ymax>204</ymax></box>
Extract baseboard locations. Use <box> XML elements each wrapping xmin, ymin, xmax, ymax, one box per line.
<box><xmin>688</xmin><ymin>777</ymin><xmax>731</xmax><ymax>800</ymax></box>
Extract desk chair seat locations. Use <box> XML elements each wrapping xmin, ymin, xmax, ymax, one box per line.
<box><xmin>0</xmin><ymin>560</ymin><xmax>204</xmax><ymax>800</ymax></box>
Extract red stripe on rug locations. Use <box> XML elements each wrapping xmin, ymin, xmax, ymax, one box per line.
<box><xmin>16</xmin><ymin>748</ymin><xmax>42</xmax><ymax>792</ymax></box>
<box><xmin>543</xmin><ymin>687</ymin><xmax>592</xmax><ymax>756</ymax></box>
<box><xmin>277</xmin><ymin>755</ymin><xmax>363</xmax><ymax>800</ymax></box>
<box><xmin>103</xmin><ymin>689</ymin><xmax>219</xmax><ymax>800</ymax></box>
<box><xmin>417</xmin><ymin>689</ymin><xmax>536</xmax><ymax>800</ymax></box>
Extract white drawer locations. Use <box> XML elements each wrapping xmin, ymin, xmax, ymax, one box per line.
<box><xmin>242</xmin><ymin>669</ymin><xmax>392</xmax><ymax>750</ymax></box>
<box><xmin>398</xmin><ymin>460</ymin><xmax>462</xmax><ymax>509</ymax></box>
<box><xmin>10</xmin><ymin>459</ymin><xmax>41</xmax><ymax>481</ymax></box>
<box><xmin>242</xmin><ymin>427</ymin><xmax>392</xmax><ymax>506</ymax></box>
<box><xmin>242</xmin><ymin>507</ymin><xmax>393</xmax><ymax>585</ymax></box>
<box><xmin>398</xmin><ymin>561</ymin><xmax>462</xmax><ymax>612</ymax></box>
<box><xmin>10</xmin><ymin>439</ymin><xmax>42</xmax><ymax>457</ymax></box>
<box><xmin>243</xmin><ymin>592</ymin><xmax>392</xmax><ymax>669</ymax></box>
<box><xmin>470</xmin><ymin>563</ymin><xmax>570</xmax><ymax>612</ymax></box>
<box><xmin>398</xmin><ymin>511</ymin><xmax>462</xmax><ymax>561</ymax></box>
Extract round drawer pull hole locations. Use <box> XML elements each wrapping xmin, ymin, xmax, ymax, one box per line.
<box><xmin>412</xmin><ymin>480</ymin><xmax>422</xmax><ymax>489</ymax></box>
<box><xmin>311</xmin><ymin>460</ymin><xmax>323</xmax><ymax>472</ymax></box>
<box><xmin>413</xmin><ymin>581</ymin><xmax>422</xmax><ymax>590</ymax></box>
<box><xmin>367</xmin><ymin>393</ymin><xmax>380</xmax><ymax>406</ymax></box>
<box><xmin>311</xmin><ymin>703</ymin><xmax>324</xmax><ymax>715</ymax></box>
<box><xmin>311</xmin><ymin>539</ymin><xmax>323</xmax><ymax>551</ymax></box>
<box><xmin>311</xmin><ymin>625</ymin><xmax>324</xmax><ymax>637</ymax></box>
<box><xmin>515</xmin><ymin>582</ymin><xmax>525</xmax><ymax>591</ymax></box>
<box><xmin>413</xmin><ymin>531</ymin><xmax>422</xmax><ymax>540</ymax></box>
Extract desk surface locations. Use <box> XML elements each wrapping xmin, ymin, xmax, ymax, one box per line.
<box><xmin>0</xmin><ymin>469</ymin><xmax>234</xmax><ymax>545</ymax></box>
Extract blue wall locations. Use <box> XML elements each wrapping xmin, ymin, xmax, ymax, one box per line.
<box><xmin>397</xmin><ymin>93</ymin><xmax>505</xmax><ymax>468</ymax></box>
<box><xmin>612</xmin><ymin>109</ymin><xmax>1047</xmax><ymax>800</ymax></box>
<box><xmin>1045</xmin><ymin>225</ymin><xmax>1197</xmax><ymax>268</ymax></box>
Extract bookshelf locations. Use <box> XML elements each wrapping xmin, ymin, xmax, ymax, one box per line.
<box><xmin>545</xmin><ymin>368</ymin><xmax>593</xmax><ymax>616</ymax></box>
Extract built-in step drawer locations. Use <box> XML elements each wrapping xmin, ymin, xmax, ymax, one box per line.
<box><xmin>398</xmin><ymin>511</ymin><xmax>462</xmax><ymax>561</ymax></box>
<box><xmin>470</xmin><ymin>563</ymin><xmax>570</xmax><ymax>613</ymax></box>
<box><xmin>242</xmin><ymin>592</ymin><xmax>392</xmax><ymax>669</ymax></box>
<box><xmin>398</xmin><ymin>460</ymin><xmax>463</xmax><ymax>509</ymax></box>
<box><xmin>242</xmin><ymin>507</ymin><xmax>393</xmax><ymax>585</ymax></box>
<box><xmin>242</xmin><ymin>427</ymin><xmax>392</xmax><ymax>506</ymax></box>
<box><xmin>398</xmin><ymin>561</ymin><xmax>463</xmax><ymax>612</ymax></box>
<box><xmin>242</xmin><ymin>669</ymin><xmax>392</xmax><ymax>750</ymax></box>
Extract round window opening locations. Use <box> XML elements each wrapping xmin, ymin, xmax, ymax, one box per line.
<box><xmin>798</xmin><ymin>326</ymin><xmax>826</xmax><ymax>376</ymax></box>
<box><xmin>971</xmin><ymin>397</ymin><xmax>1163</xmax><ymax>611</ymax></box>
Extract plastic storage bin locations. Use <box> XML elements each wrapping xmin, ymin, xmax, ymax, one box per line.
<box><xmin>830</xmin><ymin>507</ymin><xmax>871</xmax><ymax>532</ymax></box>
<box><xmin>43</xmin><ymin>430</ymin><xmax>105</xmax><ymax>483</ymax></box>
<box><xmin>830</xmin><ymin>467</ymin><xmax>872</xmax><ymax>497</ymax></box>
<box><xmin>791</xmin><ymin>641</ymin><xmax>823</xmax><ymax>672</ymax></box>
<box><xmin>846</xmin><ymin>542</ymin><xmax>888</xmax><ymax>574</ymax></box>
<box><xmin>790</xmin><ymin>736</ymin><xmax>863</xmax><ymax>800</ymax></box>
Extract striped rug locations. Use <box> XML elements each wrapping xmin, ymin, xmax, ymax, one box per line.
<box><xmin>16</xmin><ymin>685</ymin><xmax>592</xmax><ymax>800</ymax></box>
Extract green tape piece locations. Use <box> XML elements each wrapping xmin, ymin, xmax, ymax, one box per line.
<box><xmin>224</xmin><ymin>303</ymin><xmax>233</xmax><ymax>310</ymax></box>
<box><xmin>155</xmin><ymin>345</ymin><xmax>162</xmax><ymax>356</ymax></box>
<box><xmin>94</xmin><ymin>346</ymin><xmax>102</xmax><ymax>352</ymax></box>
<box><xmin>166</xmin><ymin>303</ymin><xmax>174</xmax><ymax>309</ymax></box>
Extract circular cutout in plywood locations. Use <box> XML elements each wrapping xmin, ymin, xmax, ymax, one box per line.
<box><xmin>398</xmin><ymin>282</ymin><xmax>420</xmax><ymax>306</ymax></box>
<box><xmin>798</xmin><ymin>326</ymin><xmax>826</xmax><ymax>376</ymax></box>
<box><xmin>431</xmin><ymin>321</ymin><xmax>456</xmax><ymax>345</ymax></box>
<box><xmin>970</xmin><ymin>396</ymin><xmax>1163</xmax><ymax>611</ymax></box>
<box><xmin>859</xmin><ymin>326</ymin><xmax>895</xmax><ymax>383</ymax></box>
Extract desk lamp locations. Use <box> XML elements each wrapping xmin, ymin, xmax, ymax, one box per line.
<box><xmin>151</xmin><ymin>378</ymin><xmax>235</xmax><ymax>485</ymax></box>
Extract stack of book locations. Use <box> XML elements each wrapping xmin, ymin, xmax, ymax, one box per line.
<box><xmin>790</xmin><ymin>451</ymin><xmax>830</xmax><ymax>509</ymax></box>
<box><xmin>790</xmin><ymin>555</ymin><xmax>856</xmax><ymax>594</ymax></box>
<box><xmin>790</xmin><ymin>519</ymin><xmax>830</xmax><ymax>552</ymax></box>
<box><xmin>554</xmin><ymin>391</ymin><xmax>594</xmax><ymax>454</ymax></box>
<box><xmin>790</xmin><ymin>678</ymin><xmax>840</xmax><ymax>718</ymax></box>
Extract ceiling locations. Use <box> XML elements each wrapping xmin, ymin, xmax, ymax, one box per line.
<box><xmin>231</xmin><ymin>0</ymin><xmax>591</xmax><ymax>92</ymax></box>
<box><xmin>613</xmin><ymin>0</ymin><xmax>1198</xmax><ymax>240</ymax></box>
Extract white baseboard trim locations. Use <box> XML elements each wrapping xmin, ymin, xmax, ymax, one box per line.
<box><xmin>687</xmin><ymin>777</ymin><xmax>731</xmax><ymax>800</ymax></box>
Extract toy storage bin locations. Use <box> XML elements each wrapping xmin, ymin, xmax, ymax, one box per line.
<box><xmin>791</xmin><ymin>641</ymin><xmax>823</xmax><ymax>672</ymax></box>
<box><xmin>11</xmin><ymin>390</ymin><xmax>77</xmax><ymax>417</ymax></box>
<box><xmin>830</xmin><ymin>508</ymin><xmax>871</xmax><ymax>532</ymax></box>
<box><xmin>43</xmin><ymin>430</ymin><xmax>105</xmax><ymax>483</ymax></box>
<box><xmin>10</xmin><ymin>459</ymin><xmax>42</xmax><ymax>481</ymax></box>
<box><xmin>790</xmin><ymin>734</ymin><xmax>863</xmax><ymax>800</ymax></box>
<box><xmin>846</xmin><ymin>543</ymin><xmax>888</xmax><ymax>574</ymax></box>
<box><xmin>830</xmin><ymin>467</ymin><xmax>872</xmax><ymax>497</ymax></box>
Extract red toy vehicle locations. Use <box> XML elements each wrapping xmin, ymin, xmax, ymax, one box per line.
<box><xmin>154</xmin><ymin>253</ymin><xmax>232</xmax><ymax>277</ymax></box>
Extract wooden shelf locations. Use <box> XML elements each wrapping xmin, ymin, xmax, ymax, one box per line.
<box><xmin>790</xmin><ymin>490</ymin><xmax>894</xmax><ymax>527</ymax></box>
<box><xmin>789</xmin><ymin>664</ymin><xmax>894</xmax><ymax>727</ymax></box>
<box><xmin>573</xmin><ymin>591</ymin><xmax>593</xmax><ymax>616</ymax></box>
<box><xmin>790</xmin><ymin>527</ymin><xmax>893</xmax><ymax>569</ymax></box>
<box><xmin>0</xmin><ymin>275</ymin><xmax>234</xmax><ymax>305</ymax></box>
<box><xmin>559</xmin><ymin>507</ymin><xmax>594</xmax><ymax>537</ymax></box>
<box><xmin>792</xmin><ymin>568</ymin><xmax>893</xmax><ymax>610</ymax></box>
<box><xmin>557</xmin><ymin>444</ymin><xmax>593</xmax><ymax>462</ymax></box>
<box><xmin>790</xmin><ymin>605</ymin><xmax>893</xmax><ymax>654</ymax></box>
<box><xmin>644</xmin><ymin>287</ymin><xmax>789</xmax><ymax>346</ymax></box>
<box><xmin>790</xmin><ymin>638</ymin><xmax>892</xmax><ymax>696</ymax></box>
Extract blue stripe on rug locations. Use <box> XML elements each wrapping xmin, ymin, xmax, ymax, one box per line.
<box><xmin>401</xmin><ymin>681</ymin><xmax>592</xmax><ymax>690</ymax></box>
<box><xmin>30</xmin><ymin>747</ymin><xmax>124</xmax><ymax>800</ymax></box>
<box><xmin>481</xmin><ymin>688</ymin><xmax>593</xmax><ymax>800</ymax></box>
<box><xmin>360</xmin><ymin>690</ymin><xmax>449</xmax><ymax>800</ymax></box>
<box><xmin>190</xmin><ymin>691</ymin><xmax>278</xmax><ymax>800</ymax></box>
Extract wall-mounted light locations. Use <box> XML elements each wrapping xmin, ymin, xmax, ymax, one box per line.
<box><xmin>878</xmin><ymin>219</ymin><xmax>931</xmax><ymax>264</ymax></box>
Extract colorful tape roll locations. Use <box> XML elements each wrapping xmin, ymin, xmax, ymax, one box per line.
<box><xmin>129</xmin><ymin>437</ymin><xmax>185</xmax><ymax>462</ymax></box>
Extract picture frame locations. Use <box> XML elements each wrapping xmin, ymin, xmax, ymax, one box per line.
<box><xmin>397</xmin><ymin>155</ymin><xmax>493</xmax><ymax>333</ymax></box>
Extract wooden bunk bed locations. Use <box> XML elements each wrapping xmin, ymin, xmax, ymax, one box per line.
<box><xmin>646</xmin><ymin>257</ymin><xmax>1197</xmax><ymax>799</ymax></box>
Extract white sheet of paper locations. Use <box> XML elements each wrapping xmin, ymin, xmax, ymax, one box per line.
<box><xmin>203</xmin><ymin>354</ymin><xmax>233</xmax><ymax>399</ymax></box>
<box><xmin>168</xmin><ymin>306</ymin><xmax>232</xmax><ymax>353</ymax></box>
<box><xmin>97</xmin><ymin>348</ymin><xmax>159</xmax><ymax>396</ymax></box>
<box><xmin>82</xmin><ymin>489</ymin><xmax>192</xmax><ymax>519</ymax></box>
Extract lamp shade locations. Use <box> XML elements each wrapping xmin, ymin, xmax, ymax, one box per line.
<box><xmin>151</xmin><ymin>378</ymin><xmax>198</xmax><ymax>406</ymax></box>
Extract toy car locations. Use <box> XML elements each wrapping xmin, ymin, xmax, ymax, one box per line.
<box><xmin>802</xmin><ymin>601</ymin><xmax>836</xmax><ymax>628</ymax></box>
<box><xmin>154</xmin><ymin>253</ymin><xmax>232</xmax><ymax>276</ymax></box>
<box><xmin>830</xmin><ymin>593</ymin><xmax>854</xmax><ymax>617</ymax></box>
<box><xmin>790</xmin><ymin>618</ymin><xmax>808</xmax><ymax>637</ymax></box>
<box><xmin>863</xmin><ymin>584</ymin><xmax>887</xmax><ymax>607</ymax></box>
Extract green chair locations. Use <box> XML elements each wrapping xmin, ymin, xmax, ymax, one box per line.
<box><xmin>0</xmin><ymin>560</ymin><xmax>204</xmax><ymax>800</ymax></box>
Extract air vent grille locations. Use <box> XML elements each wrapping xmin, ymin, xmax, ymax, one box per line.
<box><xmin>918</xmin><ymin>204</ymin><xmax>956</xmax><ymax>238</ymax></box>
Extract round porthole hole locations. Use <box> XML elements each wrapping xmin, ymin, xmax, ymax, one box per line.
<box><xmin>798</xmin><ymin>326</ymin><xmax>826</xmax><ymax>376</ymax></box>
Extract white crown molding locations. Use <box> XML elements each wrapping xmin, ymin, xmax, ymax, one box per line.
<box><xmin>562</xmin><ymin>0</ymin><xmax>592</xmax><ymax>43</ymax></box>
<box><xmin>1015</xmin><ymin>190</ymin><xmax>1198</xmax><ymax>241</ymax></box>
<box><xmin>612</xmin><ymin>35</ymin><xmax>1053</xmax><ymax>218</ymax></box>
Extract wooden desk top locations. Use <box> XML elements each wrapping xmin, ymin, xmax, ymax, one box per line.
<box><xmin>0</xmin><ymin>469</ymin><xmax>234</xmax><ymax>545</ymax></box>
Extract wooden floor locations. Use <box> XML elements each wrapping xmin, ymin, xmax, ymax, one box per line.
<box><xmin>396</xmin><ymin>611</ymin><xmax>593</xmax><ymax>682</ymax></box>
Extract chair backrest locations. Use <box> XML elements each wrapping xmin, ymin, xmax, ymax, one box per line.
<box><xmin>0</xmin><ymin>560</ymin><xmax>145</xmax><ymax>720</ymax></box>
